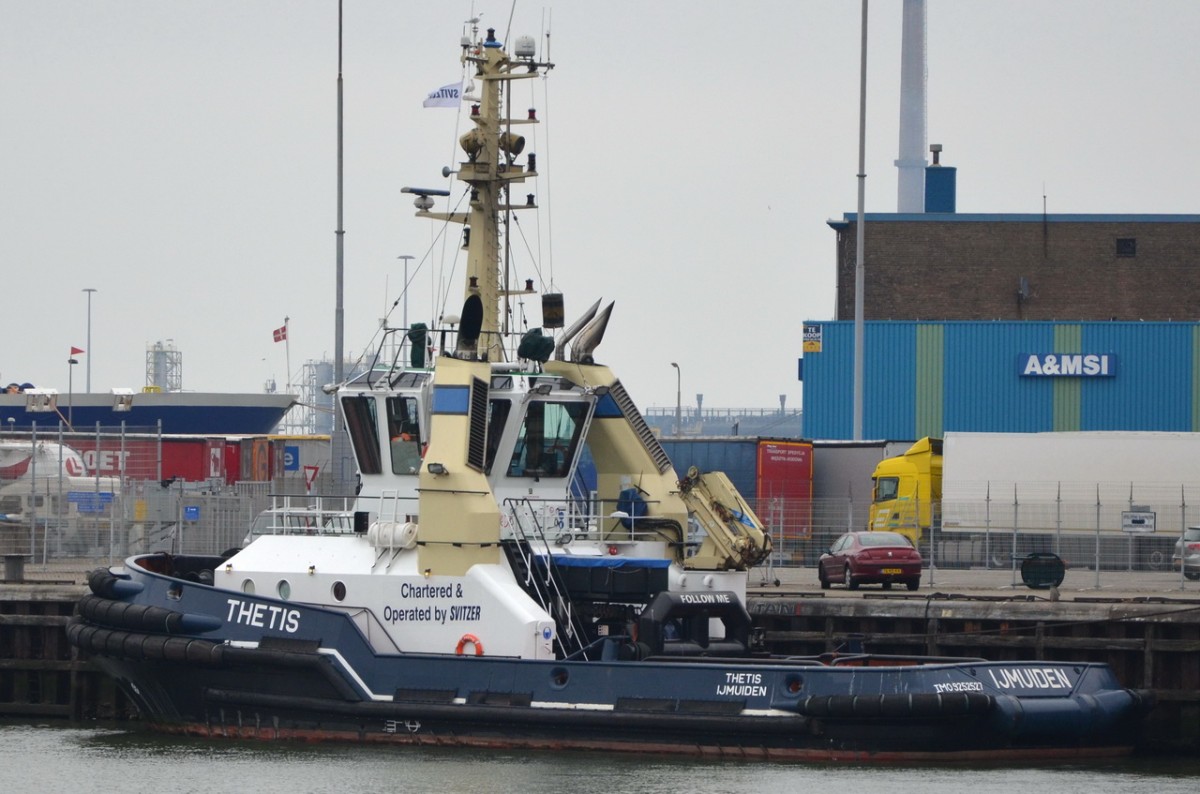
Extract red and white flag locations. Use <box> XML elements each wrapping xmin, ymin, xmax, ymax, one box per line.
<box><xmin>70</xmin><ymin>346</ymin><xmax>85</xmax><ymax>355</ymax></box>
<box><xmin>272</xmin><ymin>325</ymin><xmax>287</xmax><ymax>343</ymax></box>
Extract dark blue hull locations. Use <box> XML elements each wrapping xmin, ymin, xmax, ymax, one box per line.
<box><xmin>67</xmin><ymin>559</ymin><xmax>1152</xmax><ymax>761</ymax></box>
<box><xmin>1</xmin><ymin>392</ymin><xmax>294</xmax><ymax>435</ymax></box>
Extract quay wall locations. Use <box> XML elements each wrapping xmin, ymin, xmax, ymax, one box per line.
<box><xmin>0</xmin><ymin>584</ymin><xmax>134</xmax><ymax>721</ymax></box>
<box><xmin>749</xmin><ymin>590</ymin><xmax>1200</xmax><ymax>753</ymax></box>
<box><xmin>2</xmin><ymin>581</ymin><xmax>1197</xmax><ymax>752</ymax></box>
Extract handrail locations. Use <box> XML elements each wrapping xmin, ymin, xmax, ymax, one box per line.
<box><xmin>562</xmin><ymin>634</ymin><xmax>632</xmax><ymax>662</ymax></box>
<box><xmin>495</xmin><ymin>493</ymin><xmax>675</xmax><ymax>546</ymax></box>
<box><xmin>503</xmin><ymin>497</ymin><xmax>592</xmax><ymax>659</ymax></box>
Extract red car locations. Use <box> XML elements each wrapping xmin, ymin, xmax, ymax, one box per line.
<box><xmin>818</xmin><ymin>531</ymin><xmax>922</xmax><ymax>591</ymax></box>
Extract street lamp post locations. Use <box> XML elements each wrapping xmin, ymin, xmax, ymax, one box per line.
<box><xmin>670</xmin><ymin>362</ymin><xmax>681</xmax><ymax>436</ymax></box>
<box><xmin>67</xmin><ymin>355</ymin><xmax>78</xmax><ymax>426</ymax></box>
<box><xmin>82</xmin><ymin>288</ymin><xmax>97</xmax><ymax>392</ymax></box>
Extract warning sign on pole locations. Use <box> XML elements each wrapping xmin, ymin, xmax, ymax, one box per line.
<box><xmin>304</xmin><ymin>465</ymin><xmax>320</xmax><ymax>492</ymax></box>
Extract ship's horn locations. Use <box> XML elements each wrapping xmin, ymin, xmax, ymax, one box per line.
<box><xmin>554</xmin><ymin>298</ymin><xmax>602</xmax><ymax>361</ymax></box>
<box><xmin>459</xmin><ymin>130</ymin><xmax>525</xmax><ymax>161</ymax></box>
<box><xmin>455</xmin><ymin>294</ymin><xmax>484</xmax><ymax>357</ymax></box>
<box><xmin>570</xmin><ymin>302</ymin><xmax>614</xmax><ymax>364</ymax></box>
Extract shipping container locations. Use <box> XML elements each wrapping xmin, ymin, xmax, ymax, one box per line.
<box><xmin>661</xmin><ymin>437</ymin><xmax>813</xmax><ymax>543</ymax></box>
<box><xmin>49</xmin><ymin>433</ymin><xmax>333</xmax><ymax>488</ymax></box>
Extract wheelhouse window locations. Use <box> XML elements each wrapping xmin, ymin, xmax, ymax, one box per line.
<box><xmin>507</xmin><ymin>401</ymin><xmax>587</xmax><ymax>479</ymax></box>
<box><xmin>341</xmin><ymin>395</ymin><xmax>382</xmax><ymax>475</ymax></box>
<box><xmin>387</xmin><ymin>395</ymin><xmax>422</xmax><ymax>475</ymax></box>
<box><xmin>485</xmin><ymin>399</ymin><xmax>513</xmax><ymax>474</ymax></box>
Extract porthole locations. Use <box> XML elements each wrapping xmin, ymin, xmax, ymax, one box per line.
<box><xmin>550</xmin><ymin>667</ymin><xmax>569</xmax><ymax>689</ymax></box>
<box><xmin>784</xmin><ymin>675</ymin><xmax>804</xmax><ymax>696</ymax></box>
<box><xmin>241</xmin><ymin>579</ymin><xmax>255</xmax><ymax>595</ymax></box>
<box><xmin>332</xmin><ymin>580</ymin><xmax>347</xmax><ymax>602</ymax></box>
<box><xmin>277</xmin><ymin>579</ymin><xmax>291</xmax><ymax>600</ymax></box>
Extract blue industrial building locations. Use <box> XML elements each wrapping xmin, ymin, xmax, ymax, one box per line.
<box><xmin>800</xmin><ymin>320</ymin><xmax>1200</xmax><ymax>440</ymax></box>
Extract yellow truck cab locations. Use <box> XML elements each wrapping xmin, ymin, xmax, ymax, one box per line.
<box><xmin>869</xmin><ymin>437</ymin><xmax>943</xmax><ymax>546</ymax></box>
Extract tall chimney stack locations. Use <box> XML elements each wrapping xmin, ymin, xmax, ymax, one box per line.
<box><xmin>895</xmin><ymin>0</ymin><xmax>928</xmax><ymax>212</ymax></box>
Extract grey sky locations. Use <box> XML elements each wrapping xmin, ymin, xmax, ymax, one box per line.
<box><xmin>3</xmin><ymin>2</ymin><xmax>1197</xmax><ymax>414</ymax></box>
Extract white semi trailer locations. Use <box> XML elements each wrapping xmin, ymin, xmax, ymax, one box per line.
<box><xmin>871</xmin><ymin>431</ymin><xmax>1200</xmax><ymax>569</ymax></box>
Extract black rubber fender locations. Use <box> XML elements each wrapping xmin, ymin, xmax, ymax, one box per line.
<box><xmin>185</xmin><ymin>638</ymin><xmax>224</xmax><ymax>665</ymax></box>
<box><xmin>97</xmin><ymin>598</ymin><xmax>135</xmax><ymax>629</ymax></box>
<box><xmin>68</xmin><ymin>618</ymin><xmax>379</xmax><ymax>704</ymax></box>
<box><xmin>879</xmin><ymin>693</ymin><xmax>919</xmax><ymax>719</ymax></box>
<box><xmin>66</xmin><ymin>616</ymin><xmax>228</xmax><ymax>665</ymax></box>
<box><xmin>86</xmin><ymin>568</ymin><xmax>121</xmax><ymax>598</ymax></box>
<box><xmin>103</xmin><ymin>628</ymin><xmax>128</xmax><ymax>657</ymax></box>
<box><xmin>64</xmin><ymin>621</ymin><xmax>95</xmax><ymax>652</ymax></box>
<box><xmin>929</xmin><ymin>691</ymin><xmax>993</xmax><ymax>716</ymax></box>
<box><xmin>161</xmin><ymin>636</ymin><xmax>193</xmax><ymax>663</ymax></box>
<box><xmin>76</xmin><ymin>594</ymin><xmax>194</xmax><ymax>635</ymax></box>
<box><xmin>87</xmin><ymin>568</ymin><xmax>144</xmax><ymax>598</ymax></box>
<box><xmin>71</xmin><ymin>621</ymin><xmax>116</xmax><ymax>658</ymax></box>
<box><xmin>799</xmin><ymin>692</ymin><xmax>994</xmax><ymax>720</ymax></box>
<box><xmin>121</xmin><ymin>631</ymin><xmax>150</xmax><ymax>661</ymax></box>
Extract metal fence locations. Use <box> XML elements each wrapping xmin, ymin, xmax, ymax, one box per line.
<box><xmin>0</xmin><ymin>427</ymin><xmax>351</xmax><ymax>578</ymax></box>
<box><xmin>743</xmin><ymin>491</ymin><xmax>1200</xmax><ymax>590</ymax></box>
<box><xmin>3</xmin><ymin>429</ymin><xmax>1196</xmax><ymax>591</ymax></box>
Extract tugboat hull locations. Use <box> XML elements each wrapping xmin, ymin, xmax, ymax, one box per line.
<box><xmin>69</xmin><ymin>571</ymin><xmax>1149</xmax><ymax>762</ymax></box>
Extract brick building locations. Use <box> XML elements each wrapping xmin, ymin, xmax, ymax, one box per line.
<box><xmin>802</xmin><ymin>212</ymin><xmax>1200</xmax><ymax>440</ymax></box>
<box><xmin>828</xmin><ymin>214</ymin><xmax>1200</xmax><ymax>322</ymax></box>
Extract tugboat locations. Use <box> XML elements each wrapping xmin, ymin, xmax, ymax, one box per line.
<box><xmin>68</xmin><ymin>25</ymin><xmax>1150</xmax><ymax>760</ymax></box>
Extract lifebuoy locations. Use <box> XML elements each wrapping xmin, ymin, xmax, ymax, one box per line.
<box><xmin>455</xmin><ymin>633</ymin><xmax>483</xmax><ymax>656</ymax></box>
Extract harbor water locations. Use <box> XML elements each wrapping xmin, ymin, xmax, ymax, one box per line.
<box><xmin>3</xmin><ymin>721</ymin><xmax>1199</xmax><ymax>794</ymax></box>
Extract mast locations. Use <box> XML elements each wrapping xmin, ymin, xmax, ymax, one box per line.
<box><xmin>416</xmin><ymin>28</ymin><xmax>549</xmax><ymax>359</ymax></box>
<box><xmin>334</xmin><ymin>0</ymin><xmax>346</xmax><ymax>382</ymax></box>
<box><xmin>462</xmin><ymin>33</ymin><xmax>505</xmax><ymax>346</ymax></box>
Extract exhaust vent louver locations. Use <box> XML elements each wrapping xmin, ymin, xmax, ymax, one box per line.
<box><xmin>609</xmin><ymin>381</ymin><xmax>673</xmax><ymax>474</ymax></box>
<box><xmin>467</xmin><ymin>376</ymin><xmax>489</xmax><ymax>471</ymax></box>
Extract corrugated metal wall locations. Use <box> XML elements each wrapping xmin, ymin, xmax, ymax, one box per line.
<box><xmin>801</xmin><ymin>320</ymin><xmax>1200</xmax><ymax>440</ymax></box>
<box><xmin>942</xmin><ymin>322</ymin><xmax>1053</xmax><ymax>433</ymax></box>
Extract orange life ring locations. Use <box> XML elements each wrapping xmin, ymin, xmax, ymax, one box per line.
<box><xmin>455</xmin><ymin>633</ymin><xmax>483</xmax><ymax>656</ymax></box>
